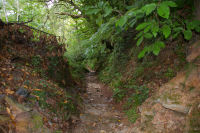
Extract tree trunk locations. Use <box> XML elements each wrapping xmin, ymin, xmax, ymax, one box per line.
<box><xmin>2</xmin><ymin>0</ymin><xmax>8</xmax><ymax>23</ymax></box>
<box><xmin>16</xmin><ymin>0</ymin><xmax>20</xmax><ymax>22</ymax></box>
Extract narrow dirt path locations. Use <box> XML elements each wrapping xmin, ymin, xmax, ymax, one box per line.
<box><xmin>72</xmin><ymin>73</ymin><xmax>132</xmax><ymax>133</ymax></box>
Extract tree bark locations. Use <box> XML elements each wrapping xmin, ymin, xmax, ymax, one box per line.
<box><xmin>2</xmin><ymin>0</ymin><xmax>8</xmax><ymax>23</ymax></box>
<box><xmin>16</xmin><ymin>0</ymin><xmax>20</xmax><ymax>22</ymax></box>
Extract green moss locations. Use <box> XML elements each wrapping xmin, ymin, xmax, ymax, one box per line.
<box><xmin>32</xmin><ymin>114</ymin><xmax>43</xmax><ymax>129</ymax></box>
<box><xmin>125</xmin><ymin>107</ymin><xmax>139</xmax><ymax>123</ymax></box>
<box><xmin>164</xmin><ymin>68</ymin><xmax>175</xmax><ymax>79</ymax></box>
<box><xmin>54</xmin><ymin>131</ymin><xmax>63</xmax><ymax>133</ymax></box>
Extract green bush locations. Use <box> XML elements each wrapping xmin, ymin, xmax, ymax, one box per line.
<box><xmin>113</xmin><ymin>88</ymin><xmax>127</xmax><ymax>102</ymax></box>
<box><xmin>124</xmin><ymin>85</ymin><xmax>150</xmax><ymax>123</ymax></box>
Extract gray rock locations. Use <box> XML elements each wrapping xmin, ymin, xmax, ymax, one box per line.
<box><xmin>15</xmin><ymin>88</ymin><xmax>30</xmax><ymax>99</ymax></box>
<box><xmin>162</xmin><ymin>103</ymin><xmax>190</xmax><ymax>114</ymax></box>
<box><xmin>0</xmin><ymin>94</ymin><xmax>5</xmax><ymax>103</ymax></box>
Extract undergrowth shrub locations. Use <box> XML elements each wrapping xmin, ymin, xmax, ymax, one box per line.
<box><xmin>113</xmin><ymin>88</ymin><xmax>127</xmax><ymax>102</ymax></box>
<box><xmin>124</xmin><ymin>85</ymin><xmax>150</xmax><ymax>123</ymax></box>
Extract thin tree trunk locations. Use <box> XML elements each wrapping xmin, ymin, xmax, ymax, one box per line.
<box><xmin>2</xmin><ymin>0</ymin><xmax>8</xmax><ymax>23</ymax></box>
<box><xmin>16</xmin><ymin>0</ymin><xmax>19</xmax><ymax>22</ymax></box>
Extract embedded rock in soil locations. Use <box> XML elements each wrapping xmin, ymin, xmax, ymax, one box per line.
<box><xmin>161</xmin><ymin>103</ymin><xmax>190</xmax><ymax>114</ymax></box>
<box><xmin>131</xmin><ymin>40</ymin><xmax>200</xmax><ymax>133</ymax></box>
<box><xmin>15</xmin><ymin>111</ymin><xmax>49</xmax><ymax>133</ymax></box>
<box><xmin>2</xmin><ymin>96</ymin><xmax>49</xmax><ymax>133</ymax></box>
<box><xmin>15</xmin><ymin>88</ymin><xmax>30</xmax><ymax>102</ymax></box>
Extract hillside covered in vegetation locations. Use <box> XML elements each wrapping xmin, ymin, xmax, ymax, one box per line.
<box><xmin>0</xmin><ymin>0</ymin><xmax>200</xmax><ymax>133</ymax></box>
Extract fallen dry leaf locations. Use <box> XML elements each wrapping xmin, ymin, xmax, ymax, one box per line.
<box><xmin>23</xmin><ymin>85</ymin><xmax>28</xmax><ymax>89</ymax></box>
<box><xmin>5</xmin><ymin>89</ymin><xmax>15</xmax><ymax>94</ymax></box>
<box><xmin>32</xmin><ymin>95</ymin><xmax>40</xmax><ymax>100</ymax></box>
<box><xmin>6</xmin><ymin>107</ymin><xmax>15</xmax><ymax>120</ymax></box>
<box><xmin>33</xmin><ymin>89</ymin><xmax>42</xmax><ymax>91</ymax></box>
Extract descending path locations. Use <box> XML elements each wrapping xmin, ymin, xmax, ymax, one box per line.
<box><xmin>72</xmin><ymin>73</ymin><xmax>132</xmax><ymax>133</ymax></box>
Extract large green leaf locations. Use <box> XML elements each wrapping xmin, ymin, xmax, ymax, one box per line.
<box><xmin>116</xmin><ymin>16</ymin><xmax>128</xmax><ymax>28</ymax></box>
<box><xmin>134</xmin><ymin>31</ymin><xmax>143</xmax><ymax>40</ymax></box>
<box><xmin>142</xmin><ymin>3</ymin><xmax>156</xmax><ymax>16</ymax></box>
<box><xmin>85</xmin><ymin>8</ymin><xmax>101</xmax><ymax>15</ymax></box>
<box><xmin>136</xmin><ymin>36</ymin><xmax>144</xmax><ymax>46</ymax></box>
<box><xmin>152</xmin><ymin>41</ymin><xmax>165</xmax><ymax>55</ymax></box>
<box><xmin>144</xmin><ymin>33</ymin><xmax>153</xmax><ymax>39</ymax></box>
<box><xmin>144</xmin><ymin>24</ymin><xmax>152</xmax><ymax>33</ymax></box>
<box><xmin>96</xmin><ymin>14</ymin><xmax>103</xmax><ymax>26</ymax></box>
<box><xmin>161</xmin><ymin>25</ymin><xmax>171</xmax><ymax>38</ymax></box>
<box><xmin>136</xmin><ymin>22</ymin><xmax>150</xmax><ymax>31</ymax></box>
<box><xmin>151</xmin><ymin>22</ymin><xmax>159</xmax><ymax>37</ymax></box>
<box><xmin>183</xmin><ymin>30</ymin><xmax>192</xmax><ymax>40</ymax></box>
<box><xmin>157</xmin><ymin>3</ymin><xmax>170</xmax><ymax>19</ymax></box>
<box><xmin>186</xmin><ymin>21</ymin><xmax>195</xmax><ymax>30</ymax></box>
<box><xmin>138</xmin><ymin>47</ymin><xmax>150</xmax><ymax>59</ymax></box>
<box><xmin>104</xmin><ymin>6</ymin><xmax>112</xmax><ymax>17</ymax></box>
<box><xmin>163</xmin><ymin>1</ymin><xmax>177</xmax><ymax>7</ymax></box>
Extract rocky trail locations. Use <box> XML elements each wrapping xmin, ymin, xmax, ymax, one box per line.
<box><xmin>72</xmin><ymin>73</ymin><xmax>133</xmax><ymax>133</ymax></box>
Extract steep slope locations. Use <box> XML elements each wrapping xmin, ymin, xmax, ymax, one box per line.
<box><xmin>129</xmin><ymin>40</ymin><xmax>200</xmax><ymax>133</ymax></box>
<box><xmin>0</xmin><ymin>23</ymin><xmax>80</xmax><ymax>132</ymax></box>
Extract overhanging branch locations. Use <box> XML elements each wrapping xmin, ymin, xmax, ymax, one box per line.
<box><xmin>55</xmin><ymin>12</ymin><xmax>83</xmax><ymax>19</ymax></box>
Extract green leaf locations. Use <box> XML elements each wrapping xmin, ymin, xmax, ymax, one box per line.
<box><xmin>153</xmin><ymin>41</ymin><xmax>165</xmax><ymax>55</ymax></box>
<box><xmin>134</xmin><ymin>31</ymin><xmax>143</xmax><ymax>40</ymax></box>
<box><xmin>85</xmin><ymin>8</ymin><xmax>101</xmax><ymax>15</ymax></box>
<box><xmin>161</xmin><ymin>25</ymin><xmax>171</xmax><ymax>38</ymax></box>
<box><xmin>172</xmin><ymin>32</ymin><xmax>181</xmax><ymax>39</ymax></box>
<box><xmin>157</xmin><ymin>3</ymin><xmax>170</xmax><ymax>19</ymax></box>
<box><xmin>183</xmin><ymin>30</ymin><xmax>192</xmax><ymax>40</ymax></box>
<box><xmin>186</xmin><ymin>22</ymin><xmax>195</xmax><ymax>30</ymax></box>
<box><xmin>144</xmin><ymin>24</ymin><xmax>152</xmax><ymax>33</ymax></box>
<box><xmin>104</xmin><ymin>6</ymin><xmax>112</xmax><ymax>17</ymax></box>
<box><xmin>136</xmin><ymin>36</ymin><xmax>144</xmax><ymax>46</ymax></box>
<box><xmin>138</xmin><ymin>47</ymin><xmax>150</xmax><ymax>59</ymax></box>
<box><xmin>136</xmin><ymin>22</ymin><xmax>150</xmax><ymax>31</ymax></box>
<box><xmin>163</xmin><ymin>1</ymin><xmax>177</xmax><ymax>7</ymax></box>
<box><xmin>142</xmin><ymin>3</ymin><xmax>156</xmax><ymax>16</ymax></box>
<box><xmin>116</xmin><ymin>16</ymin><xmax>128</xmax><ymax>28</ymax></box>
<box><xmin>98</xmin><ymin>1</ymin><xmax>104</xmax><ymax>7</ymax></box>
<box><xmin>96</xmin><ymin>14</ymin><xmax>103</xmax><ymax>26</ymax></box>
<box><xmin>151</xmin><ymin>22</ymin><xmax>159</xmax><ymax>37</ymax></box>
<box><xmin>129</xmin><ymin>18</ymin><xmax>137</xmax><ymax>28</ymax></box>
<box><xmin>153</xmin><ymin>48</ymin><xmax>160</xmax><ymax>55</ymax></box>
<box><xmin>172</xmin><ymin>27</ymin><xmax>183</xmax><ymax>39</ymax></box>
<box><xmin>187</xmin><ymin>20</ymin><xmax>200</xmax><ymax>31</ymax></box>
<box><xmin>144</xmin><ymin>33</ymin><xmax>153</xmax><ymax>39</ymax></box>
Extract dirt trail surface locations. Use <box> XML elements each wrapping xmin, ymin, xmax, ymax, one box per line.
<box><xmin>72</xmin><ymin>73</ymin><xmax>132</xmax><ymax>133</ymax></box>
